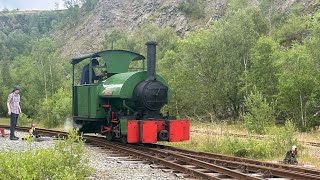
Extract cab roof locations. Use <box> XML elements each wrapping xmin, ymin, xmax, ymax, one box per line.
<box><xmin>70</xmin><ymin>50</ymin><xmax>145</xmax><ymax>74</ymax></box>
<box><xmin>70</xmin><ymin>50</ymin><xmax>145</xmax><ymax>65</ymax></box>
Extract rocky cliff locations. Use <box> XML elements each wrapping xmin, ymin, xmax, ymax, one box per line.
<box><xmin>1</xmin><ymin>0</ymin><xmax>319</xmax><ymax>57</ymax></box>
<box><xmin>55</xmin><ymin>0</ymin><xmax>228</xmax><ymax>57</ymax></box>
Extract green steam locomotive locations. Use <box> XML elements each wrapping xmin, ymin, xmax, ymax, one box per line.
<box><xmin>70</xmin><ymin>41</ymin><xmax>189</xmax><ymax>143</ymax></box>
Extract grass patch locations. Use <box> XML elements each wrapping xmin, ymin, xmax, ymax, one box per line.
<box><xmin>166</xmin><ymin>133</ymin><xmax>296</xmax><ymax>160</ymax></box>
<box><xmin>297</xmin><ymin>130</ymin><xmax>320</xmax><ymax>142</ymax></box>
<box><xmin>190</xmin><ymin>120</ymin><xmax>249</xmax><ymax>135</ymax></box>
<box><xmin>296</xmin><ymin>148</ymin><xmax>320</xmax><ymax>168</ymax></box>
<box><xmin>0</xmin><ymin>129</ymin><xmax>93</xmax><ymax>179</ymax></box>
<box><xmin>163</xmin><ymin>121</ymin><xmax>320</xmax><ymax>168</ymax></box>
<box><xmin>0</xmin><ymin>118</ymin><xmax>9</xmax><ymax>125</ymax></box>
<box><xmin>0</xmin><ymin>116</ymin><xmax>62</xmax><ymax>130</ymax></box>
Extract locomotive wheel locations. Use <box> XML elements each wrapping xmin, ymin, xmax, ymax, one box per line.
<box><xmin>105</xmin><ymin>131</ymin><xmax>114</xmax><ymax>141</ymax></box>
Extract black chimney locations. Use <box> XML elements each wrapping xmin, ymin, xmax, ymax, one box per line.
<box><xmin>146</xmin><ymin>41</ymin><xmax>157</xmax><ymax>80</ymax></box>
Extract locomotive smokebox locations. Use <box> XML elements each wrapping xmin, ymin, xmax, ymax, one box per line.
<box><xmin>146</xmin><ymin>41</ymin><xmax>157</xmax><ymax>80</ymax></box>
<box><xmin>133</xmin><ymin>41</ymin><xmax>168</xmax><ymax>112</ymax></box>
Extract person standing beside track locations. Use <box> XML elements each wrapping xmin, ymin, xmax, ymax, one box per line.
<box><xmin>7</xmin><ymin>85</ymin><xmax>22</xmax><ymax>140</ymax></box>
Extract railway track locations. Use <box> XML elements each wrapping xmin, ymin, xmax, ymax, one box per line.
<box><xmin>306</xmin><ymin>141</ymin><xmax>320</xmax><ymax>147</ymax></box>
<box><xmin>162</xmin><ymin>146</ymin><xmax>320</xmax><ymax>179</ymax></box>
<box><xmin>1</xmin><ymin>125</ymin><xmax>319</xmax><ymax>180</ymax></box>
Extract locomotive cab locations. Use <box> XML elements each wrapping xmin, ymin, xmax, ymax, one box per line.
<box><xmin>70</xmin><ymin>41</ymin><xmax>190</xmax><ymax>143</ymax></box>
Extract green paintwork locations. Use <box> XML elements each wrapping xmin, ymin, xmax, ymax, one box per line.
<box><xmin>72</xmin><ymin>50</ymin><xmax>169</xmax><ymax>119</ymax></box>
<box><xmin>72</xmin><ymin>87</ymin><xmax>78</xmax><ymax>116</ymax></box>
<box><xmin>120</xmin><ymin>117</ymin><xmax>128</xmax><ymax>135</ymax></box>
<box><xmin>97</xmin><ymin>50</ymin><xmax>144</xmax><ymax>74</ymax></box>
<box><xmin>97</xmin><ymin>71</ymin><xmax>167</xmax><ymax>99</ymax></box>
<box><xmin>77</xmin><ymin>86</ymin><xmax>89</xmax><ymax>117</ymax></box>
<box><xmin>70</xmin><ymin>50</ymin><xmax>144</xmax><ymax>66</ymax></box>
<box><xmin>73</xmin><ymin>71</ymin><xmax>168</xmax><ymax>119</ymax></box>
<box><xmin>74</xmin><ymin>84</ymin><xmax>107</xmax><ymax>118</ymax></box>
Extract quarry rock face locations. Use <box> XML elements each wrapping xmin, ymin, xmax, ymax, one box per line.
<box><xmin>58</xmin><ymin>0</ymin><xmax>187</xmax><ymax>57</ymax></box>
<box><xmin>57</xmin><ymin>0</ymin><xmax>228</xmax><ymax>57</ymax></box>
<box><xmin>60</xmin><ymin>0</ymin><xmax>319</xmax><ymax>57</ymax></box>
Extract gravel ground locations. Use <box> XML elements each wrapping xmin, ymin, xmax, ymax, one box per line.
<box><xmin>86</xmin><ymin>146</ymin><xmax>181</xmax><ymax>180</ymax></box>
<box><xmin>0</xmin><ymin>130</ymin><xmax>56</xmax><ymax>152</ymax></box>
<box><xmin>0</xmin><ymin>129</ymin><xmax>182</xmax><ymax>180</ymax></box>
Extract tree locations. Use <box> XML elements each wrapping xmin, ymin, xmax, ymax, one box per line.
<box><xmin>178</xmin><ymin>0</ymin><xmax>205</xmax><ymax>19</ymax></box>
<box><xmin>1</xmin><ymin>7</ymin><xmax>9</xmax><ymax>13</ymax></box>
<box><xmin>242</xmin><ymin>88</ymin><xmax>274</xmax><ymax>134</ymax></box>
<box><xmin>81</xmin><ymin>0</ymin><xmax>98</xmax><ymax>11</ymax></box>
<box><xmin>258</xmin><ymin>0</ymin><xmax>280</xmax><ymax>35</ymax></box>
<box><xmin>159</xmin><ymin>1</ymin><xmax>269</xmax><ymax>119</ymax></box>
<box><xmin>244</xmin><ymin>36</ymin><xmax>279</xmax><ymax>101</ymax></box>
<box><xmin>104</xmin><ymin>29</ymin><xmax>127</xmax><ymax>50</ymax></box>
<box><xmin>276</xmin><ymin>44</ymin><xmax>319</xmax><ymax>128</ymax></box>
<box><xmin>63</xmin><ymin>0</ymin><xmax>82</xmax><ymax>8</ymax></box>
<box><xmin>10</xmin><ymin>38</ymin><xmax>64</xmax><ymax>117</ymax></box>
<box><xmin>273</xmin><ymin>14</ymin><xmax>312</xmax><ymax>48</ymax></box>
<box><xmin>63</xmin><ymin>0</ymin><xmax>82</xmax><ymax>27</ymax></box>
<box><xmin>6</xmin><ymin>29</ymin><xmax>32</xmax><ymax>58</ymax></box>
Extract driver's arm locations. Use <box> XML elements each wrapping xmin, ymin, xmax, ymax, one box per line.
<box><xmin>92</xmin><ymin>68</ymin><xmax>100</xmax><ymax>80</ymax></box>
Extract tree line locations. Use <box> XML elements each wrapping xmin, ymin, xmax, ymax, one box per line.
<box><xmin>0</xmin><ymin>0</ymin><xmax>98</xmax><ymax>127</ymax></box>
<box><xmin>1</xmin><ymin>0</ymin><xmax>320</xmax><ymax>131</ymax></box>
<box><xmin>104</xmin><ymin>0</ymin><xmax>320</xmax><ymax>131</ymax></box>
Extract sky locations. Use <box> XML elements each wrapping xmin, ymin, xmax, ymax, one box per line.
<box><xmin>0</xmin><ymin>0</ymin><xmax>65</xmax><ymax>11</ymax></box>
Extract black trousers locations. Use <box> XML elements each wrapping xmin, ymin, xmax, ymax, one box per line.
<box><xmin>10</xmin><ymin>113</ymin><xmax>19</xmax><ymax>137</ymax></box>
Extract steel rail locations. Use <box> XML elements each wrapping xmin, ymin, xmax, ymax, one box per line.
<box><xmin>84</xmin><ymin>138</ymin><xmax>227</xmax><ymax>180</ymax></box>
<box><xmin>168</xmin><ymin>150</ymin><xmax>320</xmax><ymax>180</ymax></box>
<box><xmin>131</xmin><ymin>144</ymin><xmax>320</xmax><ymax>179</ymax></box>
<box><xmin>122</xmin><ymin>143</ymin><xmax>262</xmax><ymax>180</ymax></box>
<box><xmin>165</xmin><ymin>146</ymin><xmax>320</xmax><ymax>176</ymax></box>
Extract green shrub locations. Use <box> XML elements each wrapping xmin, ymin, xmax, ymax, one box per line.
<box><xmin>242</xmin><ymin>89</ymin><xmax>275</xmax><ymax>134</ymax></box>
<box><xmin>17</xmin><ymin>113</ymin><xmax>34</xmax><ymax>126</ymax></box>
<box><xmin>0</xmin><ymin>129</ymin><xmax>92</xmax><ymax>180</ymax></box>
<box><xmin>178</xmin><ymin>0</ymin><xmax>205</xmax><ymax>19</ymax></box>
<box><xmin>37</xmin><ymin>88</ymin><xmax>72</xmax><ymax>128</ymax></box>
<box><xmin>185</xmin><ymin>121</ymin><xmax>298</xmax><ymax>160</ymax></box>
<box><xmin>82</xmin><ymin>0</ymin><xmax>98</xmax><ymax>12</ymax></box>
<box><xmin>204</xmin><ymin>136</ymin><xmax>263</xmax><ymax>159</ymax></box>
<box><xmin>219</xmin><ymin>136</ymin><xmax>270</xmax><ymax>159</ymax></box>
<box><xmin>265</xmin><ymin>120</ymin><xmax>298</xmax><ymax>155</ymax></box>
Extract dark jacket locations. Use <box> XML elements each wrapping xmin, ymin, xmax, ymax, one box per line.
<box><xmin>80</xmin><ymin>64</ymin><xmax>99</xmax><ymax>85</ymax></box>
<box><xmin>284</xmin><ymin>150</ymin><xmax>298</xmax><ymax>164</ymax></box>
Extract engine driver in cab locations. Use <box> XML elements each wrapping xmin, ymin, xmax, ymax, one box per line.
<box><xmin>80</xmin><ymin>58</ymin><xmax>105</xmax><ymax>85</ymax></box>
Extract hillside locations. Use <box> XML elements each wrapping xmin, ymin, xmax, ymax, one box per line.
<box><xmin>54</xmin><ymin>0</ymin><xmax>227</xmax><ymax>57</ymax></box>
<box><xmin>48</xmin><ymin>0</ymin><xmax>320</xmax><ymax>57</ymax></box>
<box><xmin>1</xmin><ymin>0</ymin><xmax>320</xmax><ymax>57</ymax></box>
